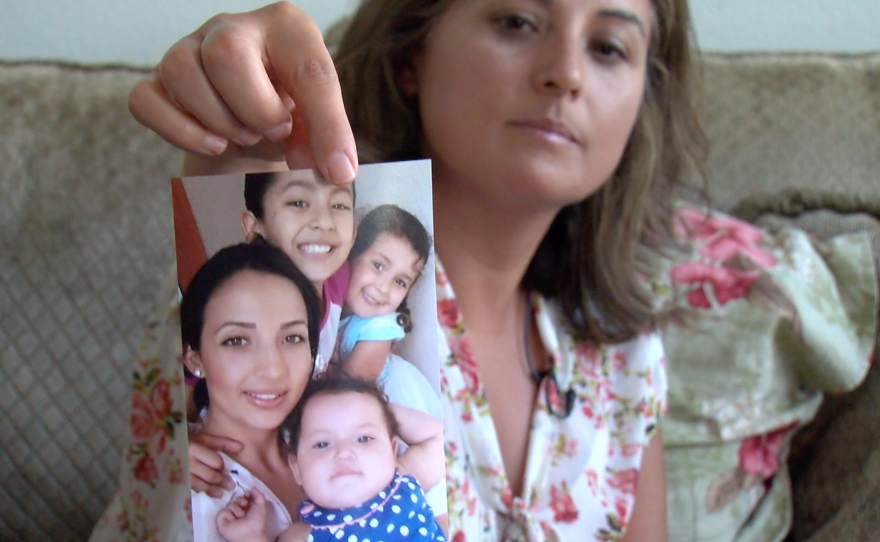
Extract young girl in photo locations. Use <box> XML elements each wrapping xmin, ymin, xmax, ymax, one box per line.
<box><xmin>215</xmin><ymin>375</ymin><xmax>446</xmax><ymax>542</ymax></box>
<box><xmin>335</xmin><ymin>204</ymin><xmax>441</xmax><ymax>418</ymax></box>
<box><xmin>241</xmin><ymin>170</ymin><xmax>356</xmax><ymax>372</ymax></box>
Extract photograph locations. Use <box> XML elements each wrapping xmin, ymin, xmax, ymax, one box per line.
<box><xmin>172</xmin><ymin>160</ymin><xmax>447</xmax><ymax>541</ymax></box>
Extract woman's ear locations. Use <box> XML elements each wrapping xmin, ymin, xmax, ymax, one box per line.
<box><xmin>288</xmin><ymin>455</ymin><xmax>303</xmax><ymax>486</ymax></box>
<box><xmin>183</xmin><ymin>345</ymin><xmax>204</xmax><ymax>378</ymax></box>
<box><xmin>240</xmin><ymin>211</ymin><xmax>262</xmax><ymax>242</ymax></box>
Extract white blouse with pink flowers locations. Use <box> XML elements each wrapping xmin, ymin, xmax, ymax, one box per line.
<box><xmin>435</xmin><ymin>261</ymin><xmax>667</xmax><ymax>542</ymax></box>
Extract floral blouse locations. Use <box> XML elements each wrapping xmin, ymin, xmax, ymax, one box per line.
<box><xmin>435</xmin><ymin>261</ymin><xmax>667</xmax><ymax>541</ymax></box>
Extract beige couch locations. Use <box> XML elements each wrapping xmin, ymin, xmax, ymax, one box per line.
<box><xmin>1</xmin><ymin>52</ymin><xmax>878</xmax><ymax>541</ymax></box>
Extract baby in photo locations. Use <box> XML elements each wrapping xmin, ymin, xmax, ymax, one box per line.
<box><xmin>215</xmin><ymin>374</ymin><xmax>446</xmax><ymax>542</ymax></box>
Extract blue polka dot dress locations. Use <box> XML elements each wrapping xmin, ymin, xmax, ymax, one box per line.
<box><xmin>298</xmin><ymin>471</ymin><xmax>446</xmax><ymax>542</ymax></box>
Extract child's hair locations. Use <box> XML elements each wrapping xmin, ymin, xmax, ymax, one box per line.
<box><xmin>333</xmin><ymin>0</ymin><xmax>707</xmax><ymax>343</ymax></box>
<box><xmin>180</xmin><ymin>242</ymin><xmax>322</xmax><ymax>410</ymax></box>
<box><xmin>349</xmin><ymin>204</ymin><xmax>432</xmax><ymax>331</ymax></box>
<box><xmin>243</xmin><ymin>171</ymin><xmax>276</xmax><ymax>220</ymax></box>
<box><xmin>244</xmin><ymin>171</ymin><xmax>357</xmax><ymax>220</ymax></box>
<box><xmin>278</xmin><ymin>372</ymin><xmax>401</xmax><ymax>457</ymax></box>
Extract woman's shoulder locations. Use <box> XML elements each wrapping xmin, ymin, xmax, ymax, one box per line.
<box><xmin>535</xmin><ymin>294</ymin><xmax>664</xmax><ymax>369</ymax></box>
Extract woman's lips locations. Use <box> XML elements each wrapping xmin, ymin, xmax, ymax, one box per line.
<box><xmin>244</xmin><ymin>390</ymin><xmax>288</xmax><ymax>408</ymax></box>
<box><xmin>509</xmin><ymin>118</ymin><xmax>579</xmax><ymax>144</ymax></box>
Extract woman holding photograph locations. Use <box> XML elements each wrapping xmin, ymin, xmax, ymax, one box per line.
<box><xmin>115</xmin><ymin>0</ymin><xmax>703</xmax><ymax>540</ymax></box>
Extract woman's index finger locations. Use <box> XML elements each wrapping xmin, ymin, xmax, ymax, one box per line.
<box><xmin>263</xmin><ymin>4</ymin><xmax>358</xmax><ymax>184</ymax></box>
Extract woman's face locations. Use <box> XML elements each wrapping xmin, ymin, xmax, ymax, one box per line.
<box><xmin>243</xmin><ymin>170</ymin><xmax>355</xmax><ymax>287</ymax></box>
<box><xmin>346</xmin><ymin>233</ymin><xmax>424</xmax><ymax>319</ymax></box>
<box><xmin>413</xmin><ymin>0</ymin><xmax>652</xmax><ymax>212</ymax></box>
<box><xmin>189</xmin><ymin>269</ymin><xmax>314</xmax><ymax>433</ymax></box>
<box><xmin>291</xmin><ymin>391</ymin><xmax>397</xmax><ymax>509</ymax></box>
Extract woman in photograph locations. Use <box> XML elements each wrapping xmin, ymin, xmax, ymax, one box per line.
<box><xmin>179</xmin><ymin>241</ymin><xmax>319</xmax><ymax>541</ymax></box>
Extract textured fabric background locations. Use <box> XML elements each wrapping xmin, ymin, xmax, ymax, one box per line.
<box><xmin>0</xmin><ymin>51</ymin><xmax>878</xmax><ymax>541</ymax></box>
<box><xmin>0</xmin><ymin>62</ymin><xmax>178</xmax><ymax>541</ymax></box>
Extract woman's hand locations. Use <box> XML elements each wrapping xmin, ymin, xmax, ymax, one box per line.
<box><xmin>128</xmin><ymin>1</ymin><xmax>357</xmax><ymax>182</ymax></box>
<box><xmin>188</xmin><ymin>433</ymin><xmax>243</xmax><ymax>497</ymax></box>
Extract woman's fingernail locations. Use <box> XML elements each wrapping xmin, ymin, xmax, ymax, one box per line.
<box><xmin>235</xmin><ymin>128</ymin><xmax>262</xmax><ymax>146</ymax></box>
<box><xmin>325</xmin><ymin>151</ymin><xmax>356</xmax><ymax>184</ymax></box>
<box><xmin>202</xmin><ymin>134</ymin><xmax>228</xmax><ymax>155</ymax></box>
<box><xmin>263</xmin><ymin>121</ymin><xmax>292</xmax><ymax>141</ymax></box>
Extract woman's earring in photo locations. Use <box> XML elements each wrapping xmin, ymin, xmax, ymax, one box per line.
<box><xmin>193</xmin><ymin>368</ymin><xmax>204</xmax><ymax>378</ymax></box>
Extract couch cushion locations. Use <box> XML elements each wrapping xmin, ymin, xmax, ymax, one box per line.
<box><xmin>698</xmin><ymin>52</ymin><xmax>880</xmax><ymax>220</ymax></box>
<box><xmin>0</xmin><ymin>61</ymin><xmax>178</xmax><ymax>541</ymax></box>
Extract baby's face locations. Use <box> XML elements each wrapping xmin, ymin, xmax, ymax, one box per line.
<box><xmin>291</xmin><ymin>391</ymin><xmax>397</xmax><ymax>509</ymax></box>
<box><xmin>252</xmin><ymin>171</ymin><xmax>355</xmax><ymax>286</ymax></box>
<box><xmin>345</xmin><ymin>233</ymin><xmax>423</xmax><ymax>319</ymax></box>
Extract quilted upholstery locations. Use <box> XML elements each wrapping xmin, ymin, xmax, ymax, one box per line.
<box><xmin>0</xmin><ymin>62</ymin><xmax>177</xmax><ymax>541</ymax></box>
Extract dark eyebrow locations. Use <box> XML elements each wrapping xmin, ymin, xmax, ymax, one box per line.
<box><xmin>280</xmin><ymin>320</ymin><xmax>309</xmax><ymax>329</ymax></box>
<box><xmin>280</xmin><ymin>179</ymin><xmax>316</xmax><ymax>192</ymax></box>
<box><xmin>530</xmin><ymin>0</ymin><xmax>647</xmax><ymax>37</ymax></box>
<box><xmin>598</xmin><ymin>8</ymin><xmax>647</xmax><ymax>37</ymax></box>
<box><xmin>215</xmin><ymin>321</ymin><xmax>256</xmax><ymax>334</ymax></box>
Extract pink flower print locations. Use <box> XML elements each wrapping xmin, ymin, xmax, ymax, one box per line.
<box><xmin>149</xmin><ymin>380</ymin><xmax>172</xmax><ymax>420</ymax></box>
<box><xmin>738</xmin><ymin>422</ymin><xmax>799</xmax><ymax>478</ymax></box>
<box><xmin>133</xmin><ymin>452</ymin><xmax>158</xmax><ymax>485</ymax></box>
<box><xmin>452</xmin><ymin>335</ymin><xmax>481</xmax><ymax>398</ymax></box>
<box><xmin>607</xmin><ymin>468</ymin><xmax>638</xmax><ymax>496</ymax></box>
<box><xmin>675</xmin><ymin>208</ymin><xmax>777</xmax><ymax>267</ymax></box>
<box><xmin>582</xmin><ymin>400</ymin><xmax>606</xmax><ymax>429</ymax></box>
<box><xmin>435</xmin><ymin>269</ymin><xmax>450</xmax><ymax>286</ymax></box>
<box><xmin>437</xmin><ymin>298</ymin><xmax>461</xmax><ymax>329</ymax></box>
<box><xmin>549</xmin><ymin>482</ymin><xmax>579</xmax><ymax>523</ymax></box>
<box><xmin>614</xmin><ymin>498</ymin><xmax>628</xmax><ymax>524</ymax></box>
<box><xmin>575</xmin><ymin>342</ymin><xmax>602</xmax><ymax>376</ymax></box>
<box><xmin>501</xmin><ymin>484</ymin><xmax>513</xmax><ymax>508</ymax></box>
<box><xmin>671</xmin><ymin>261</ymin><xmax>761</xmax><ymax>308</ymax></box>
<box><xmin>611</xmin><ymin>351</ymin><xmax>629</xmax><ymax>372</ymax></box>
<box><xmin>621</xmin><ymin>442</ymin><xmax>642</xmax><ymax>458</ymax></box>
<box><xmin>586</xmin><ymin>468</ymin><xmax>600</xmax><ymax>495</ymax></box>
<box><xmin>130</xmin><ymin>391</ymin><xmax>159</xmax><ymax>445</ymax></box>
<box><xmin>553</xmin><ymin>434</ymin><xmax>578</xmax><ymax>459</ymax></box>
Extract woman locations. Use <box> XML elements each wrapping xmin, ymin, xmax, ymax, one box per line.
<box><xmin>179</xmin><ymin>241</ymin><xmax>320</xmax><ymax>541</ymax></box>
<box><xmin>115</xmin><ymin>0</ymin><xmax>707</xmax><ymax>540</ymax></box>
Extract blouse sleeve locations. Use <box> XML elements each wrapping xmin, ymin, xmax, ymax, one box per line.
<box><xmin>354</xmin><ymin>313</ymin><xmax>407</xmax><ymax>342</ymax></box>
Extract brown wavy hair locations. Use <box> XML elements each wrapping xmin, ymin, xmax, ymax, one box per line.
<box><xmin>332</xmin><ymin>0</ymin><xmax>706</xmax><ymax>343</ymax></box>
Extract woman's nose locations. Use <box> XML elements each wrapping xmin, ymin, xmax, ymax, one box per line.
<box><xmin>532</xmin><ymin>32</ymin><xmax>585</xmax><ymax>97</ymax></box>
<box><xmin>256</xmin><ymin>344</ymin><xmax>286</xmax><ymax>377</ymax></box>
